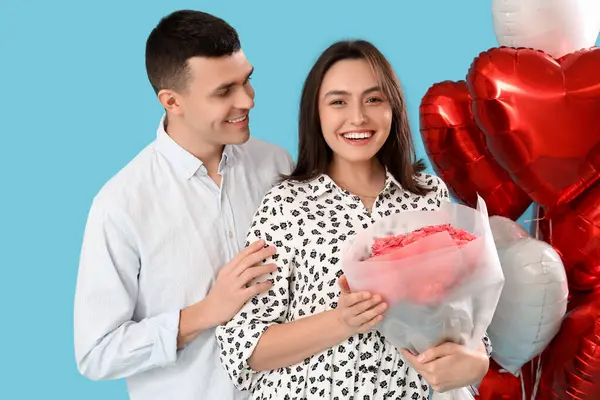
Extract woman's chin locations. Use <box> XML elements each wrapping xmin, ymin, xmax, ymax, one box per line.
<box><xmin>333</xmin><ymin>151</ymin><xmax>379</xmax><ymax>165</ymax></box>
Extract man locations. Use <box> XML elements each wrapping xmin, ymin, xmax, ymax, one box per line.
<box><xmin>74</xmin><ymin>9</ymin><xmax>293</xmax><ymax>400</ymax></box>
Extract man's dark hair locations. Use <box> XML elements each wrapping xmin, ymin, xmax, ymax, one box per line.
<box><xmin>145</xmin><ymin>10</ymin><xmax>241</xmax><ymax>94</ymax></box>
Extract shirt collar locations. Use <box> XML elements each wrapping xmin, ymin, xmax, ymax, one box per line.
<box><xmin>383</xmin><ymin>168</ymin><xmax>403</xmax><ymax>192</ymax></box>
<box><xmin>307</xmin><ymin>167</ymin><xmax>403</xmax><ymax>198</ymax></box>
<box><xmin>153</xmin><ymin>114</ymin><xmax>237</xmax><ymax>180</ymax></box>
<box><xmin>222</xmin><ymin>144</ymin><xmax>237</xmax><ymax>168</ymax></box>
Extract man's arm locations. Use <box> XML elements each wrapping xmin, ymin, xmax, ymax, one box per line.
<box><xmin>74</xmin><ymin>199</ymin><xmax>182</xmax><ymax>380</ymax></box>
<box><xmin>177</xmin><ymin>241</ymin><xmax>278</xmax><ymax>348</ymax></box>
<box><xmin>74</xmin><ymin>199</ymin><xmax>274</xmax><ymax>380</ymax></box>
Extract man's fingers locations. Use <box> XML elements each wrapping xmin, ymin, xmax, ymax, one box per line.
<box><xmin>232</xmin><ymin>245</ymin><xmax>276</xmax><ymax>276</ymax></box>
<box><xmin>243</xmin><ymin>280</ymin><xmax>273</xmax><ymax>299</ymax></box>
<box><xmin>238</xmin><ymin>263</ymin><xmax>278</xmax><ymax>286</ymax></box>
<box><xmin>225</xmin><ymin>240</ymin><xmax>266</xmax><ymax>271</ymax></box>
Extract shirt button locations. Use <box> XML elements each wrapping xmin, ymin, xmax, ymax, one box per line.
<box><xmin>228</xmin><ymin>231</ymin><xmax>234</xmax><ymax>239</ymax></box>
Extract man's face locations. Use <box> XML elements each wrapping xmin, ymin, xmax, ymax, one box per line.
<box><xmin>174</xmin><ymin>50</ymin><xmax>255</xmax><ymax>146</ymax></box>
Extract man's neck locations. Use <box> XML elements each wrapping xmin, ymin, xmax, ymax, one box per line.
<box><xmin>165</xmin><ymin>116</ymin><xmax>223</xmax><ymax>175</ymax></box>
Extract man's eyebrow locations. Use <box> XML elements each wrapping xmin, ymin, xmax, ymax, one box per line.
<box><xmin>213</xmin><ymin>67</ymin><xmax>255</xmax><ymax>93</ymax></box>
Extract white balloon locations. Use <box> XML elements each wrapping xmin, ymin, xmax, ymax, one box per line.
<box><xmin>491</xmin><ymin>0</ymin><xmax>600</xmax><ymax>58</ymax></box>
<box><xmin>488</xmin><ymin>216</ymin><xmax>529</xmax><ymax>247</ymax></box>
<box><xmin>487</xmin><ymin>216</ymin><xmax>568</xmax><ymax>375</ymax></box>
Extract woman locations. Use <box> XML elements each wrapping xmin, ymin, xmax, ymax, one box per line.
<box><xmin>216</xmin><ymin>40</ymin><xmax>491</xmax><ymax>399</ymax></box>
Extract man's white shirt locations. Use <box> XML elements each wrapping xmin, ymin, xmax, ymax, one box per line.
<box><xmin>74</xmin><ymin>115</ymin><xmax>294</xmax><ymax>400</ymax></box>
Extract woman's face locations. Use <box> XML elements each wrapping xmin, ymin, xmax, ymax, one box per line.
<box><xmin>318</xmin><ymin>59</ymin><xmax>393</xmax><ymax>165</ymax></box>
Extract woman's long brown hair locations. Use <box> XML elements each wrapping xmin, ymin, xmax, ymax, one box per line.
<box><xmin>285</xmin><ymin>39</ymin><xmax>432</xmax><ymax>196</ymax></box>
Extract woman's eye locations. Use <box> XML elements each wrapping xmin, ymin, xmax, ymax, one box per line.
<box><xmin>330</xmin><ymin>99</ymin><xmax>345</xmax><ymax>105</ymax></box>
<box><xmin>367</xmin><ymin>97</ymin><xmax>383</xmax><ymax>103</ymax></box>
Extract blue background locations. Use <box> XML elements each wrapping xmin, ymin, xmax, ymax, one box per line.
<box><xmin>2</xmin><ymin>1</ymin><xmax>598</xmax><ymax>399</ymax></box>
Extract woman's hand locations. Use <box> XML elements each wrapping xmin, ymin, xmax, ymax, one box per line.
<box><xmin>400</xmin><ymin>342</ymin><xmax>489</xmax><ymax>392</ymax></box>
<box><xmin>334</xmin><ymin>275</ymin><xmax>388</xmax><ymax>336</ymax></box>
<box><xmin>247</xmin><ymin>275</ymin><xmax>388</xmax><ymax>372</ymax></box>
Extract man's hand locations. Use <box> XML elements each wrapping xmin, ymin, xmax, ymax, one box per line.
<box><xmin>178</xmin><ymin>240</ymin><xmax>277</xmax><ymax>347</ymax></box>
<box><xmin>400</xmin><ymin>342</ymin><xmax>489</xmax><ymax>392</ymax></box>
<box><xmin>205</xmin><ymin>239</ymin><xmax>278</xmax><ymax>325</ymax></box>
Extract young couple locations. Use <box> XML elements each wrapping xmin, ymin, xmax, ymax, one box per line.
<box><xmin>74</xmin><ymin>9</ymin><xmax>491</xmax><ymax>400</ymax></box>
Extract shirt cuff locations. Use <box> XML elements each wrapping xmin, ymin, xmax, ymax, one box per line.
<box><xmin>148</xmin><ymin>311</ymin><xmax>181</xmax><ymax>367</ymax></box>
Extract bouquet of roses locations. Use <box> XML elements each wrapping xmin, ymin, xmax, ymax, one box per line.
<box><xmin>342</xmin><ymin>196</ymin><xmax>505</xmax><ymax>398</ymax></box>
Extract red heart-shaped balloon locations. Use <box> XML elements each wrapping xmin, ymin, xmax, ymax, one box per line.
<box><xmin>475</xmin><ymin>359</ymin><xmax>529</xmax><ymax>400</ymax></box>
<box><xmin>537</xmin><ymin>290</ymin><xmax>600</xmax><ymax>400</ymax></box>
<box><xmin>419</xmin><ymin>80</ymin><xmax>531</xmax><ymax>220</ymax></box>
<box><xmin>538</xmin><ymin>181</ymin><xmax>600</xmax><ymax>292</ymax></box>
<box><xmin>467</xmin><ymin>47</ymin><xmax>600</xmax><ymax>216</ymax></box>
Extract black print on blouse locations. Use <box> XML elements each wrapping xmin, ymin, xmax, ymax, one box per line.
<box><xmin>216</xmin><ymin>172</ymin><xmax>493</xmax><ymax>400</ymax></box>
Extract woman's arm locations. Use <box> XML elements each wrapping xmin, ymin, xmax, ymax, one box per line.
<box><xmin>216</xmin><ymin>188</ymin><xmax>303</xmax><ymax>391</ymax></box>
<box><xmin>216</xmin><ymin>187</ymin><xmax>386</xmax><ymax>391</ymax></box>
<box><xmin>248</xmin><ymin>309</ymin><xmax>346</xmax><ymax>371</ymax></box>
<box><xmin>249</xmin><ymin>275</ymin><xmax>386</xmax><ymax>371</ymax></box>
